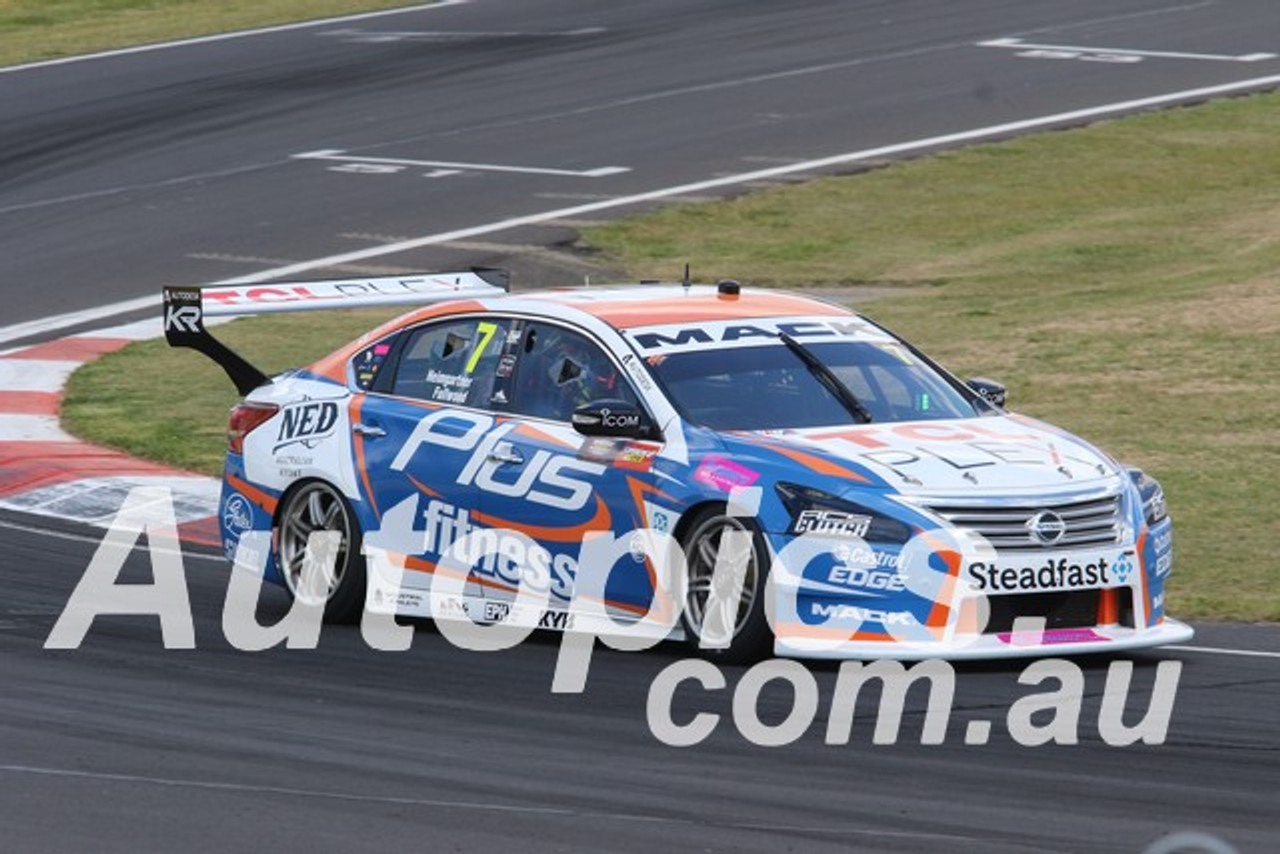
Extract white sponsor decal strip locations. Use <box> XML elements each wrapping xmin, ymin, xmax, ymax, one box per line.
<box><xmin>6</xmin><ymin>69</ymin><xmax>1280</xmax><ymax>346</ymax></box>
<box><xmin>626</xmin><ymin>315</ymin><xmax>888</xmax><ymax>355</ymax></box>
<box><xmin>189</xmin><ymin>271</ymin><xmax>506</xmax><ymax>316</ymax></box>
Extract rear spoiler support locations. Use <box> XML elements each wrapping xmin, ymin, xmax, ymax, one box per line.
<box><xmin>163</xmin><ymin>268</ymin><xmax>511</xmax><ymax>395</ymax></box>
<box><xmin>163</xmin><ymin>286</ymin><xmax>269</xmax><ymax>394</ymax></box>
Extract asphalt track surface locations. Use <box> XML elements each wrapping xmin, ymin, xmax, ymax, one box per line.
<box><xmin>1</xmin><ymin>1</ymin><xmax>1279</xmax><ymax>850</ymax></box>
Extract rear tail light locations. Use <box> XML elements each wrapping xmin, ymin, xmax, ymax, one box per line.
<box><xmin>228</xmin><ymin>401</ymin><xmax>279</xmax><ymax>454</ymax></box>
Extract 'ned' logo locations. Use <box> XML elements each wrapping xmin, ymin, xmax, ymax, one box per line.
<box><xmin>275</xmin><ymin>401</ymin><xmax>339</xmax><ymax>452</ymax></box>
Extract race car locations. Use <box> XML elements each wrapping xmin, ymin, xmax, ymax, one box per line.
<box><xmin>163</xmin><ymin>269</ymin><xmax>1193</xmax><ymax>661</ymax></box>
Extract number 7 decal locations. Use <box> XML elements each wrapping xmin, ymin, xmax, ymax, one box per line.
<box><xmin>465</xmin><ymin>321</ymin><xmax>498</xmax><ymax>374</ymax></box>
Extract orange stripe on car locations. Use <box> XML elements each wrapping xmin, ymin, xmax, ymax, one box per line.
<box><xmin>916</xmin><ymin>530</ymin><xmax>960</xmax><ymax>629</ymax></box>
<box><xmin>1097</xmin><ymin>589</ymin><xmax>1120</xmax><ymax>626</ymax></box>
<box><xmin>582</xmin><ymin>292</ymin><xmax>849</xmax><ymax>329</ymax></box>
<box><xmin>406</xmin><ymin>474</ymin><xmax>441</xmax><ymax>498</ymax></box>
<box><xmin>405</xmin><ymin>555</ymin><xmax>436</xmax><ymax>575</ymax></box>
<box><xmin>1136</xmin><ymin>530</ymin><xmax>1156</xmax><ymax>624</ymax></box>
<box><xmin>470</xmin><ymin>495</ymin><xmax>612</xmax><ymax>543</ymax></box>
<box><xmin>350</xmin><ymin>396</ymin><xmax>381</xmax><ymax>520</ymax></box>
<box><xmin>758</xmin><ymin>442</ymin><xmax>870</xmax><ymax>483</ymax></box>
<box><xmin>513</xmin><ymin>422</ymin><xmax>578</xmax><ymax>449</ymax></box>
<box><xmin>226</xmin><ymin>474</ymin><xmax>278</xmax><ymax>515</ymax></box>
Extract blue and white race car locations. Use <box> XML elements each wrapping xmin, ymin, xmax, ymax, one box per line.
<box><xmin>164</xmin><ymin>270</ymin><xmax>1192</xmax><ymax>661</ymax></box>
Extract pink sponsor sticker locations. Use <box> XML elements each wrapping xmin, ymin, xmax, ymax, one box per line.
<box><xmin>996</xmin><ymin>627</ymin><xmax>1107</xmax><ymax>646</ymax></box>
<box><xmin>693</xmin><ymin>454</ymin><xmax>760</xmax><ymax>492</ymax></box>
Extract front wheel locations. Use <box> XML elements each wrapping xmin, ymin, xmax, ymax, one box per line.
<box><xmin>276</xmin><ymin>480</ymin><xmax>366</xmax><ymax>623</ymax></box>
<box><xmin>679</xmin><ymin>507</ymin><xmax>773</xmax><ymax>664</ymax></box>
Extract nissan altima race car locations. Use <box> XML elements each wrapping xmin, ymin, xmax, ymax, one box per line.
<box><xmin>163</xmin><ymin>269</ymin><xmax>1192</xmax><ymax>661</ymax></box>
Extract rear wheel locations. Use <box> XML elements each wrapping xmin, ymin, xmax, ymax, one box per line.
<box><xmin>679</xmin><ymin>507</ymin><xmax>773</xmax><ymax>664</ymax></box>
<box><xmin>277</xmin><ymin>480</ymin><xmax>365</xmax><ymax>623</ymax></box>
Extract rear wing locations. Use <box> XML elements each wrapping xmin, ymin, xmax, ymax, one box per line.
<box><xmin>163</xmin><ymin>268</ymin><xmax>510</xmax><ymax>394</ymax></box>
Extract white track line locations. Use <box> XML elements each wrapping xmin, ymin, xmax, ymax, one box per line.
<box><xmin>1167</xmin><ymin>644</ymin><xmax>1280</xmax><ymax>659</ymax></box>
<box><xmin>5</xmin><ymin>69</ymin><xmax>1280</xmax><ymax>347</ymax></box>
<box><xmin>980</xmin><ymin>38</ymin><xmax>1278</xmax><ymax>63</ymax></box>
<box><xmin>0</xmin><ymin>764</ymin><xmax>981</xmax><ymax>842</ymax></box>
<box><xmin>0</xmin><ymin>2</ymin><xmax>469</xmax><ymax>75</ymax></box>
<box><xmin>293</xmin><ymin>149</ymin><xmax>629</xmax><ymax>177</ymax></box>
<box><xmin>0</xmin><ymin>296</ymin><xmax>165</xmax><ymax>347</ymax></box>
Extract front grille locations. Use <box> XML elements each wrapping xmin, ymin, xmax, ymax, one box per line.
<box><xmin>982</xmin><ymin>589</ymin><xmax>1135</xmax><ymax>634</ymax></box>
<box><xmin>926</xmin><ymin>494</ymin><xmax>1122</xmax><ymax>550</ymax></box>
<box><xmin>985</xmin><ymin>591</ymin><xmax>1100</xmax><ymax>633</ymax></box>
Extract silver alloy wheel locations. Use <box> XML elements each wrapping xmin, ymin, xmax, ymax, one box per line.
<box><xmin>683</xmin><ymin>514</ymin><xmax>760</xmax><ymax>644</ymax></box>
<box><xmin>278</xmin><ymin>481</ymin><xmax>353</xmax><ymax>603</ymax></box>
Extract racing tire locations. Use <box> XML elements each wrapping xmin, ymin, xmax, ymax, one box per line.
<box><xmin>276</xmin><ymin>480</ymin><xmax>366</xmax><ymax>624</ymax></box>
<box><xmin>678</xmin><ymin>506</ymin><xmax>774</xmax><ymax>664</ymax></box>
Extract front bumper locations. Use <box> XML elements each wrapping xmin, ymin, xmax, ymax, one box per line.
<box><xmin>775</xmin><ymin>617</ymin><xmax>1194</xmax><ymax>660</ymax></box>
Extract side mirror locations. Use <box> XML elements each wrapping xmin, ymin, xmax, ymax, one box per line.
<box><xmin>572</xmin><ymin>399</ymin><xmax>655</xmax><ymax>439</ymax></box>
<box><xmin>966</xmin><ymin>377</ymin><xmax>1007</xmax><ymax>409</ymax></box>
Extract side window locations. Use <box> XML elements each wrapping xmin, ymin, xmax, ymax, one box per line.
<box><xmin>389</xmin><ymin>317</ymin><xmax>511</xmax><ymax>408</ymax></box>
<box><xmin>831</xmin><ymin>344</ymin><xmax>942</xmax><ymax>421</ymax></box>
<box><xmin>351</xmin><ymin>335</ymin><xmax>398</xmax><ymax>392</ymax></box>
<box><xmin>509</xmin><ymin>323</ymin><xmax>639</xmax><ymax>422</ymax></box>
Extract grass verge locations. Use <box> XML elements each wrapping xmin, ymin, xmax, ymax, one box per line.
<box><xmin>581</xmin><ymin>92</ymin><xmax>1280</xmax><ymax>622</ymax></box>
<box><xmin>63</xmin><ymin>91</ymin><xmax>1280</xmax><ymax>620</ymax></box>
<box><xmin>0</xmin><ymin>0</ymin><xmax>420</xmax><ymax>67</ymax></box>
<box><xmin>63</xmin><ymin>308</ymin><xmax>400</xmax><ymax>474</ymax></box>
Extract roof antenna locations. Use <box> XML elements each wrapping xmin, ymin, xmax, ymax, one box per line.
<box><xmin>682</xmin><ymin>262</ymin><xmax>691</xmax><ymax>292</ymax></box>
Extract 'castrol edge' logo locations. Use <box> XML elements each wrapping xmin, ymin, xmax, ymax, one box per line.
<box><xmin>390</xmin><ymin>410</ymin><xmax>604</xmax><ymax>511</ymax></box>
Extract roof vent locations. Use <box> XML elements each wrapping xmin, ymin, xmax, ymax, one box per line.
<box><xmin>717</xmin><ymin>279</ymin><xmax>741</xmax><ymax>297</ymax></box>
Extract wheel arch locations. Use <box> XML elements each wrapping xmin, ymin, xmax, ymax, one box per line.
<box><xmin>671</xmin><ymin>499</ymin><xmax>729</xmax><ymax>546</ymax></box>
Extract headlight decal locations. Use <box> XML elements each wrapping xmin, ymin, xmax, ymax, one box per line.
<box><xmin>1128</xmin><ymin>467</ymin><xmax>1169</xmax><ymax>527</ymax></box>
<box><xmin>774</xmin><ymin>482</ymin><xmax>914</xmax><ymax>544</ymax></box>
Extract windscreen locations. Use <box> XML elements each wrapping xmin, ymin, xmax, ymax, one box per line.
<box><xmin>648</xmin><ymin>340</ymin><xmax>978</xmax><ymax>430</ymax></box>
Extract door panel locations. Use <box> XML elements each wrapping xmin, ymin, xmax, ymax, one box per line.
<box><xmin>352</xmin><ymin>316</ymin><xmax>515</xmax><ymax>603</ymax></box>
<box><xmin>478</xmin><ymin>321</ymin><xmax>667</xmax><ymax>619</ymax></box>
